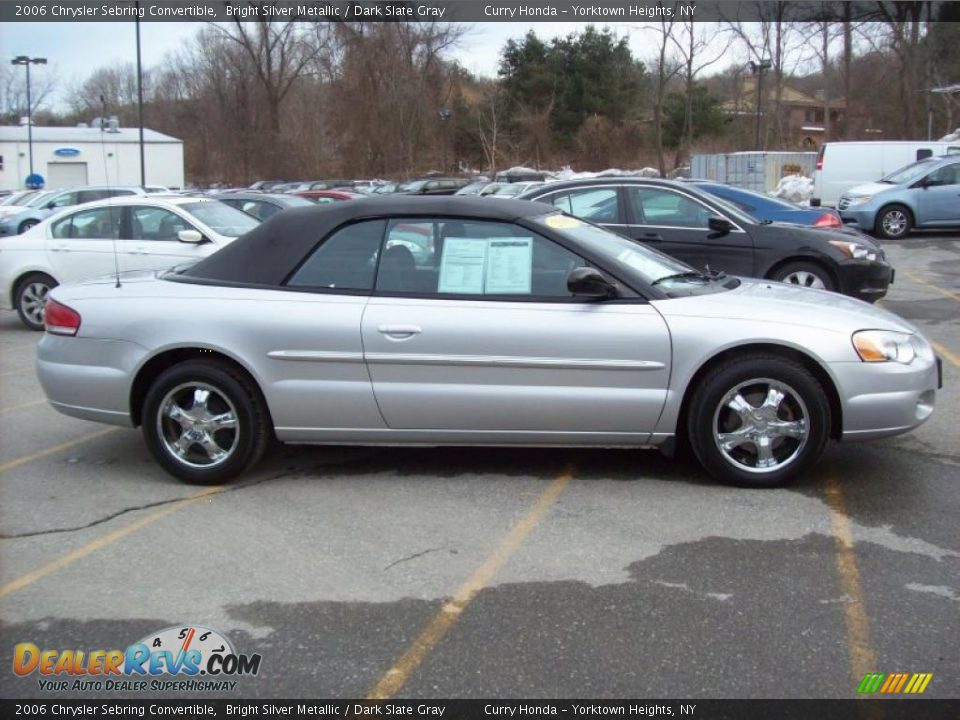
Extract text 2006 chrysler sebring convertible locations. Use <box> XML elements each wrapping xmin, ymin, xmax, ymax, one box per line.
<box><xmin>36</xmin><ymin>197</ymin><xmax>941</xmax><ymax>487</ymax></box>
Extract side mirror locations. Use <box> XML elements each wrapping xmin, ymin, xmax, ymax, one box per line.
<box><xmin>708</xmin><ymin>216</ymin><xmax>733</xmax><ymax>234</ymax></box>
<box><xmin>567</xmin><ymin>267</ymin><xmax>618</xmax><ymax>298</ymax></box>
<box><xmin>178</xmin><ymin>229</ymin><xmax>204</xmax><ymax>244</ymax></box>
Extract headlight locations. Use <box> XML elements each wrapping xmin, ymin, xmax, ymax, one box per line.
<box><xmin>853</xmin><ymin>330</ymin><xmax>931</xmax><ymax>364</ymax></box>
<box><xmin>844</xmin><ymin>195</ymin><xmax>872</xmax><ymax>206</ymax></box>
<box><xmin>829</xmin><ymin>240</ymin><xmax>879</xmax><ymax>262</ymax></box>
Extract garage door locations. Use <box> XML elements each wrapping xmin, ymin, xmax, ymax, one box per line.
<box><xmin>46</xmin><ymin>162</ymin><xmax>89</xmax><ymax>188</ymax></box>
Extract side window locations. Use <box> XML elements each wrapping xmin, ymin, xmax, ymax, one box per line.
<box><xmin>54</xmin><ymin>206</ymin><xmax>121</xmax><ymax>240</ymax></box>
<box><xmin>129</xmin><ymin>206</ymin><xmax>194</xmax><ymax>241</ymax></box>
<box><xmin>376</xmin><ymin>219</ymin><xmax>589</xmax><ymax>299</ymax></box>
<box><xmin>545</xmin><ymin>188</ymin><xmax>621</xmax><ymax>224</ymax></box>
<box><xmin>240</xmin><ymin>201</ymin><xmax>279</xmax><ymax>221</ymax></box>
<box><xmin>77</xmin><ymin>190</ymin><xmax>110</xmax><ymax>204</ymax></box>
<box><xmin>287</xmin><ymin>220</ymin><xmax>385</xmax><ymax>291</ymax></box>
<box><xmin>626</xmin><ymin>187</ymin><xmax>712</xmax><ymax>228</ymax></box>
<box><xmin>925</xmin><ymin>164</ymin><xmax>960</xmax><ymax>187</ymax></box>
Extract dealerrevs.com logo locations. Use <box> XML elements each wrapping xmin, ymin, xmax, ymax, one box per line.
<box><xmin>13</xmin><ymin>625</ymin><xmax>262</xmax><ymax>692</ymax></box>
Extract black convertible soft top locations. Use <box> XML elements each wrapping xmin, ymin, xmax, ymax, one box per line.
<box><xmin>179</xmin><ymin>196</ymin><xmax>554</xmax><ymax>286</ymax></box>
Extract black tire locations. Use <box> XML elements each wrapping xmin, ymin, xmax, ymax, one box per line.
<box><xmin>142</xmin><ymin>360</ymin><xmax>271</xmax><ymax>484</ymax></box>
<box><xmin>687</xmin><ymin>354</ymin><xmax>830</xmax><ymax>488</ymax></box>
<box><xmin>770</xmin><ymin>261</ymin><xmax>836</xmax><ymax>292</ymax></box>
<box><xmin>874</xmin><ymin>204</ymin><xmax>912</xmax><ymax>240</ymax></box>
<box><xmin>17</xmin><ymin>219</ymin><xmax>39</xmax><ymax>234</ymax></box>
<box><xmin>15</xmin><ymin>273</ymin><xmax>58</xmax><ymax>331</ymax></box>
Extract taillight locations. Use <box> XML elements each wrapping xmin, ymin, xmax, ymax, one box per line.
<box><xmin>44</xmin><ymin>299</ymin><xmax>81</xmax><ymax>336</ymax></box>
<box><xmin>814</xmin><ymin>212</ymin><xmax>842</xmax><ymax>228</ymax></box>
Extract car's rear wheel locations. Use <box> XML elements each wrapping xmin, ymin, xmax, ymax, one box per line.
<box><xmin>142</xmin><ymin>360</ymin><xmax>270</xmax><ymax>484</ymax></box>
<box><xmin>18</xmin><ymin>219</ymin><xmax>39</xmax><ymax>234</ymax></box>
<box><xmin>770</xmin><ymin>261</ymin><xmax>835</xmax><ymax>291</ymax></box>
<box><xmin>15</xmin><ymin>273</ymin><xmax>58</xmax><ymax>331</ymax></box>
<box><xmin>875</xmin><ymin>204</ymin><xmax>912</xmax><ymax>239</ymax></box>
<box><xmin>687</xmin><ymin>354</ymin><xmax>830</xmax><ymax>487</ymax></box>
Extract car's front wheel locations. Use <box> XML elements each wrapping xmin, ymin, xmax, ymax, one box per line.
<box><xmin>875</xmin><ymin>204</ymin><xmax>912</xmax><ymax>239</ymax></box>
<box><xmin>687</xmin><ymin>354</ymin><xmax>830</xmax><ymax>487</ymax></box>
<box><xmin>15</xmin><ymin>273</ymin><xmax>58</xmax><ymax>331</ymax></box>
<box><xmin>770</xmin><ymin>261</ymin><xmax>835</xmax><ymax>291</ymax></box>
<box><xmin>142</xmin><ymin>360</ymin><xmax>271</xmax><ymax>484</ymax></box>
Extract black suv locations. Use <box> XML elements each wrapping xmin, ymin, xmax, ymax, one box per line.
<box><xmin>519</xmin><ymin>178</ymin><xmax>893</xmax><ymax>302</ymax></box>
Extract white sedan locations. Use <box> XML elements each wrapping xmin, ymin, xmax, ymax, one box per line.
<box><xmin>0</xmin><ymin>195</ymin><xmax>260</xmax><ymax>329</ymax></box>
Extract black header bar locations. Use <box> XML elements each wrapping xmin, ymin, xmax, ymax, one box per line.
<box><xmin>2</xmin><ymin>1</ymin><xmax>956</xmax><ymax>24</ymax></box>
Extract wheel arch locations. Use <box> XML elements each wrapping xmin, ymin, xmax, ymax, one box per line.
<box><xmin>763</xmin><ymin>256</ymin><xmax>839</xmax><ymax>289</ymax></box>
<box><xmin>874</xmin><ymin>202</ymin><xmax>915</xmax><ymax>233</ymax></box>
<box><xmin>676</xmin><ymin>342</ymin><xmax>843</xmax><ymax>443</ymax></box>
<box><xmin>11</xmin><ymin>269</ymin><xmax>58</xmax><ymax>307</ymax></box>
<box><xmin>129</xmin><ymin>347</ymin><xmax>273</xmax><ymax>431</ymax></box>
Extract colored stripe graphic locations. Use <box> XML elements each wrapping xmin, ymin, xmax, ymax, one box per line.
<box><xmin>857</xmin><ymin>672</ymin><xmax>932</xmax><ymax>694</ymax></box>
<box><xmin>857</xmin><ymin>673</ymin><xmax>885</xmax><ymax>693</ymax></box>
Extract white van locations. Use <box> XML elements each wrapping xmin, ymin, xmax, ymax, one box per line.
<box><xmin>813</xmin><ymin>141</ymin><xmax>960</xmax><ymax>207</ymax></box>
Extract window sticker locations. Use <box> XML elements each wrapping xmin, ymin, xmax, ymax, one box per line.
<box><xmin>485</xmin><ymin>238</ymin><xmax>533</xmax><ymax>294</ymax></box>
<box><xmin>438</xmin><ymin>237</ymin><xmax>487</xmax><ymax>294</ymax></box>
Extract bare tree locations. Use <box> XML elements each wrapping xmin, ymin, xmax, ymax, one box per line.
<box><xmin>1</xmin><ymin>64</ymin><xmax>56</xmax><ymax>124</ymax></box>
<box><xmin>642</xmin><ymin>8</ymin><xmax>683</xmax><ymax>174</ymax></box>
<box><xmin>669</xmin><ymin>20</ymin><xmax>726</xmax><ymax>165</ymax></box>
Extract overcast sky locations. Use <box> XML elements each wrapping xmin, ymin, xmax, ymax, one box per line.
<box><xmin>2</xmin><ymin>20</ymin><xmax>739</xmax><ymax>112</ymax></box>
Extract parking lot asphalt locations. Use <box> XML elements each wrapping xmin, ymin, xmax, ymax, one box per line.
<box><xmin>1</xmin><ymin>232</ymin><xmax>958</xmax><ymax>701</ymax></box>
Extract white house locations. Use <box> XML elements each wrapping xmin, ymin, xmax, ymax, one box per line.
<box><xmin>0</xmin><ymin>124</ymin><xmax>184</xmax><ymax>191</ymax></box>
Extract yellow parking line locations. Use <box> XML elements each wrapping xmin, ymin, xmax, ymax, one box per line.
<box><xmin>0</xmin><ymin>398</ymin><xmax>46</xmax><ymax>415</ymax></box>
<box><xmin>824</xmin><ymin>473</ymin><xmax>876</xmax><ymax>683</ymax></box>
<box><xmin>366</xmin><ymin>466</ymin><xmax>574</xmax><ymax>700</ymax></box>
<box><xmin>931</xmin><ymin>341</ymin><xmax>960</xmax><ymax>369</ymax></box>
<box><xmin>0</xmin><ymin>427</ymin><xmax>119</xmax><ymax>474</ymax></box>
<box><xmin>0</xmin><ymin>485</ymin><xmax>226</xmax><ymax>599</ymax></box>
<box><xmin>902</xmin><ymin>270</ymin><xmax>960</xmax><ymax>302</ymax></box>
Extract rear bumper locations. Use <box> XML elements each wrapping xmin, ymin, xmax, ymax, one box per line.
<box><xmin>36</xmin><ymin>334</ymin><xmax>144</xmax><ymax>427</ymax></box>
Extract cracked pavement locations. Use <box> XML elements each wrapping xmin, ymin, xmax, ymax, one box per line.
<box><xmin>0</xmin><ymin>232</ymin><xmax>958</xmax><ymax>700</ymax></box>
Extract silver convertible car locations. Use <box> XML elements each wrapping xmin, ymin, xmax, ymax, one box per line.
<box><xmin>36</xmin><ymin>197</ymin><xmax>941</xmax><ymax>487</ymax></box>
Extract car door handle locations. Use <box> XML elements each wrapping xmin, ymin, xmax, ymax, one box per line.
<box><xmin>129</xmin><ymin>247</ymin><xmax>148</xmax><ymax>255</ymax></box>
<box><xmin>378</xmin><ymin>325</ymin><xmax>422</xmax><ymax>339</ymax></box>
<box><xmin>641</xmin><ymin>232</ymin><xmax>663</xmax><ymax>241</ymax></box>
<box><xmin>50</xmin><ymin>245</ymin><xmax>70</xmax><ymax>252</ymax></box>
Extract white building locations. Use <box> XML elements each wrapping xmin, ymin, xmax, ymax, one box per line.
<box><xmin>0</xmin><ymin>125</ymin><xmax>184</xmax><ymax>191</ymax></box>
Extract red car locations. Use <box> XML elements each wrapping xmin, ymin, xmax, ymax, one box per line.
<box><xmin>294</xmin><ymin>189</ymin><xmax>365</xmax><ymax>203</ymax></box>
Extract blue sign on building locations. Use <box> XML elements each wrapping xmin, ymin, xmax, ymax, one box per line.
<box><xmin>53</xmin><ymin>147</ymin><xmax>81</xmax><ymax>157</ymax></box>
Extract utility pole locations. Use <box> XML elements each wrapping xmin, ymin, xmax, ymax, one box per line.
<box><xmin>749</xmin><ymin>59</ymin><xmax>772</xmax><ymax>150</ymax></box>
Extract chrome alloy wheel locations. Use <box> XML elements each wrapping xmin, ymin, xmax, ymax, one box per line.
<box><xmin>157</xmin><ymin>382</ymin><xmax>239</xmax><ymax>469</ymax></box>
<box><xmin>881</xmin><ymin>209</ymin><xmax>908</xmax><ymax>237</ymax></box>
<box><xmin>19</xmin><ymin>281</ymin><xmax>51</xmax><ymax>327</ymax></box>
<box><xmin>780</xmin><ymin>270</ymin><xmax>825</xmax><ymax>289</ymax></box>
<box><xmin>712</xmin><ymin>378</ymin><xmax>809</xmax><ymax>474</ymax></box>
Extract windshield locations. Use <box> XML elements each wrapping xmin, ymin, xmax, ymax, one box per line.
<box><xmin>26</xmin><ymin>191</ymin><xmax>55</xmax><ymax>208</ymax></box>
<box><xmin>398</xmin><ymin>180</ymin><xmax>427</xmax><ymax>192</ymax></box>
<box><xmin>530</xmin><ymin>213</ymin><xmax>703</xmax><ymax>288</ymax></box>
<box><xmin>1</xmin><ymin>191</ymin><xmax>36</xmax><ymax>206</ymax></box>
<box><xmin>882</xmin><ymin>159</ymin><xmax>938</xmax><ymax>185</ymax></box>
<box><xmin>181</xmin><ymin>201</ymin><xmax>260</xmax><ymax>238</ymax></box>
<box><xmin>493</xmin><ymin>184</ymin><xmax>528</xmax><ymax>197</ymax></box>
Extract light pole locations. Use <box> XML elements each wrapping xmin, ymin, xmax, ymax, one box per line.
<box><xmin>748</xmin><ymin>59</ymin><xmax>772</xmax><ymax>150</ymax></box>
<box><xmin>11</xmin><ymin>55</ymin><xmax>47</xmax><ymax>185</ymax></box>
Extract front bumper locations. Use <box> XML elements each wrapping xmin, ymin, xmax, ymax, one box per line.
<box><xmin>836</xmin><ymin>258</ymin><xmax>893</xmax><ymax>302</ymax></box>
<box><xmin>832</xmin><ymin>353</ymin><xmax>939</xmax><ymax>441</ymax></box>
<box><xmin>838</xmin><ymin>207</ymin><xmax>877</xmax><ymax>230</ymax></box>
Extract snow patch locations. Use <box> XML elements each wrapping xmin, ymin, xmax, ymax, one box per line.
<box><xmin>938</xmin><ymin>128</ymin><xmax>960</xmax><ymax>142</ymax></box>
<box><xmin>770</xmin><ymin>174</ymin><xmax>814</xmax><ymax>204</ymax></box>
